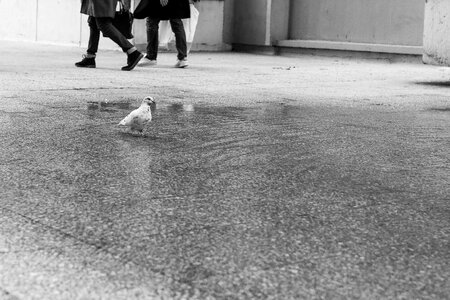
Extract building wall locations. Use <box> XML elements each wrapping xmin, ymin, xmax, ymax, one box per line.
<box><xmin>0</xmin><ymin>0</ymin><xmax>39</xmax><ymax>42</ymax></box>
<box><xmin>232</xmin><ymin>0</ymin><xmax>425</xmax><ymax>53</ymax></box>
<box><xmin>289</xmin><ymin>0</ymin><xmax>424</xmax><ymax>46</ymax></box>
<box><xmin>37</xmin><ymin>0</ymin><xmax>82</xmax><ymax>45</ymax></box>
<box><xmin>0</xmin><ymin>0</ymin><xmax>230</xmax><ymax>51</ymax></box>
<box><xmin>0</xmin><ymin>0</ymin><xmax>427</xmax><ymax>54</ymax></box>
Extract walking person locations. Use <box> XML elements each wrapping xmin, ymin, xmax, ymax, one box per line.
<box><xmin>75</xmin><ymin>0</ymin><xmax>144</xmax><ymax>71</ymax></box>
<box><xmin>135</xmin><ymin>0</ymin><xmax>195</xmax><ymax>68</ymax></box>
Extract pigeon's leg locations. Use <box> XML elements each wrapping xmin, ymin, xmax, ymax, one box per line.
<box><xmin>128</xmin><ymin>128</ymin><xmax>144</xmax><ymax>137</ymax></box>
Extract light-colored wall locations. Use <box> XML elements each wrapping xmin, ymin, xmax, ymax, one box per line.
<box><xmin>232</xmin><ymin>0</ymin><xmax>425</xmax><ymax>48</ymax></box>
<box><xmin>0</xmin><ymin>0</ymin><xmax>427</xmax><ymax>54</ymax></box>
<box><xmin>423</xmin><ymin>0</ymin><xmax>450</xmax><ymax>65</ymax></box>
<box><xmin>289</xmin><ymin>0</ymin><xmax>424</xmax><ymax>46</ymax></box>
<box><xmin>0</xmin><ymin>0</ymin><xmax>230</xmax><ymax>51</ymax></box>
<box><xmin>0</xmin><ymin>0</ymin><xmax>38</xmax><ymax>42</ymax></box>
<box><xmin>37</xmin><ymin>0</ymin><xmax>82</xmax><ymax>45</ymax></box>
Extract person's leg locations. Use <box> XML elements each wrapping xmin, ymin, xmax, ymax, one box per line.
<box><xmin>170</xmin><ymin>19</ymin><xmax>187</xmax><ymax>61</ymax></box>
<box><xmin>138</xmin><ymin>17</ymin><xmax>159</xmax><ymax>67</ymax></box>
<box><xmin>86</xmin><ymin>16</ymin><xmax>100</xmax><ymax>56</ymax></box>
<box><xmin>95</xmin><ymin>17</ymin><xmax>143</xmax><ymax>71</ymax></box>
<box><xmin>95</xmin><ymin>17</ymin><xmax>134</xmax><ymax>52</ymax></box>
<box><xmin>146</xmin><ymin>18</ymin><xmax>160</xmax><ymax>60</ymax></box>
<box><xmin>75</xmin><ymin>16</ymin><xmax>99</xmax><ymax>68</ymax></box>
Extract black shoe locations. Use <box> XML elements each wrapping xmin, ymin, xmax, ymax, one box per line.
<box><xmin>75</xmin><ymin>55</ymin><xmax>96</xmax><ymax>68</ymax></box>
<box><xmin>122</xmin><ymin>51</ymin><xmax>144</xmax><ymax>71</ymax></box>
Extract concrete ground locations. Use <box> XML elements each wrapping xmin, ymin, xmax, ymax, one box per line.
<box><xmin>0</xmin><ymin>41</ymin><xmax>449</xmax><ymax>299</ymax></box>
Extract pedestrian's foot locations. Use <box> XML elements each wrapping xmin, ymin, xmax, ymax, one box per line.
<box><xmin>75</xmin><ymin>55</ymin><xmax>96</xmax><ymax>68</ymax></box>
<box><xmin>122</xmin><ymin>51</ymin><xmax>144</xmax><ymax>71</ymax></box>
<box><xmin>175</xmin><ymin>58</ymin><xmax>188</xmax><ymax>68</ymax></box>
<box><xmin>137</xmin><ymin>56</ymin><xmax>157</xmax><ymax>67</ymax></box>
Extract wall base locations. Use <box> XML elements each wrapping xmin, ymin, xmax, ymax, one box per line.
<box><xmin>277</xmin><ymin>40</ymin><xmax>423</xmax><ymax>55</ymax></box>
<box><xmin>232</xmin><ymin>44</ymin><xmax>277</xmax><ymax>55</ymax></box>
<box><xmin>277</xmin><ymin>46</ymin><xmax>422</xmax><ymax>63</ymax></box>
<box><xmin>232</xmin><ymin>42</ymin><xmax>422</xmax><ymax>63</ymax></box>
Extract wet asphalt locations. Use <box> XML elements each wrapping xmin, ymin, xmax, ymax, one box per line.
<box><xmin>0</xmin><ymin>41</ymin><xmax>449</xmax><ymax>299</ymax></box>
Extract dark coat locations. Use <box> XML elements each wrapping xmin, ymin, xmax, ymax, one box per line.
<box><xmin>134</xmin><ymin>0</ymin><xmax>190</xmax><ymax>20</ymax></box>
<box><xmin>80</xmin><ymin>0</ymin><xmax>131</xmax><ymax>18</ymax></box>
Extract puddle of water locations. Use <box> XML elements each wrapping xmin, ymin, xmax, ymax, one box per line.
<box><xmin>87</xmin><ymin>101</ymin><xmax>132</xmax><ymax>110</ymax></box>
<box><xmin>2</xmin><ymin>102</ymin><xmax>450</xmax><ymax>298</ymax></box>
<box><xmin>428</xmin><ymin>107</ymin><xmax>450</xmax><ymax>112</ymax></box>
<box><xmin>415</xmin><ymin>80</ymin><xmax>450</xmax><ymax>87</ymax></box>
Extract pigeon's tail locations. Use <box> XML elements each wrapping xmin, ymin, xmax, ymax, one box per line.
<box><xmin>118</xmin><ymin>119</ymin><xmax>126</xmax><ymax>126</ymax></box>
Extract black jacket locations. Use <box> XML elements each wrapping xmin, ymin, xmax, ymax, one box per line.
<box><xmin>134</xmin><ymin>0</ymin><xmax>191</xmax><ymax>20</ymax></box>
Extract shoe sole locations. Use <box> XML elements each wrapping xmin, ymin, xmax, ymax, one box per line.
<box><xmin>122</xmin><ymin>53</ymin><xmax>144</xmax><ymax>71</ymax></box>
<box><xmin>75</xmin><ymin>65</ymin><xmax>96</xmax><ymax>68</ymax></box>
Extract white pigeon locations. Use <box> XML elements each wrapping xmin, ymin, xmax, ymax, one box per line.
<box><xmin>118</xmin><ymin>96</ymin><xmax>155</xmax><ymax>133</ymax></box>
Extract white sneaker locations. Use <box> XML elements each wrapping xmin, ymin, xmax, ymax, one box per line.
<box><xmin>175</xmin><ymin>59</ymin><xmax>188</xmax><ymax>68</ymax></box>
<box><xmin>138</xmin><ymin>56</ymin><xmax>157</xmax><ymax>67</ymax></box>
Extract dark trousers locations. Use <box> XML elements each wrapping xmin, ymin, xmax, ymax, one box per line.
<box><xmin>146</xmin><ymin>18</ymin><xmax>187</xmax><ymax>61</ymax></box>
<box><xmin>86</xmin><ymin>16</ymin><xmax>134</xmax><ymax>55</ymax></box>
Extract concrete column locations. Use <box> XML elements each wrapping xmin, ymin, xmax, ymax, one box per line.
<box><xmin>232</xmin><ymin>0</ymin><xmax>289</xmax><ymax>46</ymax></box>
<box><xmin>423</xmin><ymin>0</ymin><xmax>450</xmax><ymax>65</ymax></box>
<box><xmin>269</xmin><ymin>0</ymin><xmax>290</xmax><ymax>44</ymax></box>
<box><xmin>233</xmin><ymin>0</ymin><xmax>269</xmax><ymax>45</ymax></box>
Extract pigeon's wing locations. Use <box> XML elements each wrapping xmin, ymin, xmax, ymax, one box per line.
<box><xmin>119</xmin><ymin>108</ymin><xmax>140</xmax><ymax>126</ymax></box>
<box><xmin>119</xmin><ymin>107</ymin><xmax>151</xmax><ymax>131</ymax></box>
<box><xmin>132</xmin><ymin>108</ymin><xmax>152</xmax><ymax>131</ymax></box>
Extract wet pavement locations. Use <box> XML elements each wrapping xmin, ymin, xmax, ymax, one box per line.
<box><xmin>0</xmin><ymin>41</ymin><xmax>450</xmax><ymax>299</ymax></box>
